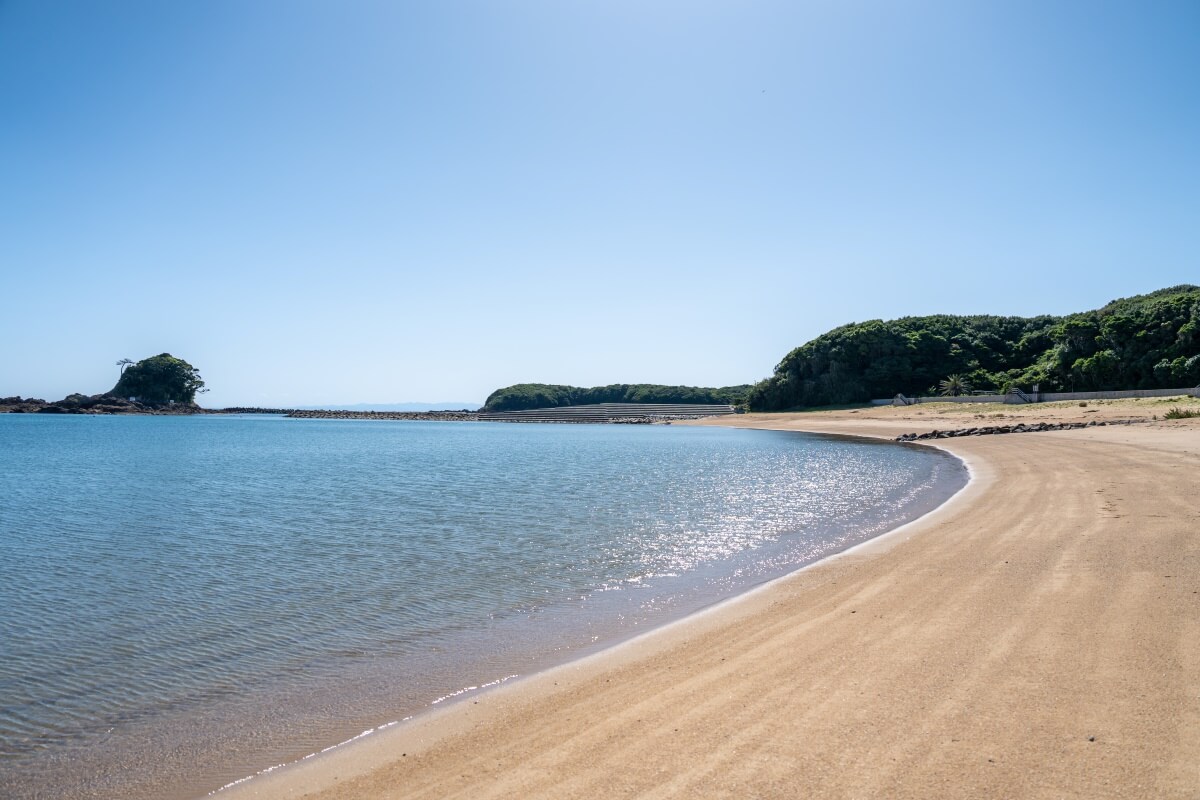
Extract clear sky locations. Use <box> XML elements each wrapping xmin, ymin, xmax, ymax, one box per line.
<box><xmin>2</xmin><ymin>1</ymin><xmax>1197</xmax><ymax>408</ymax></box>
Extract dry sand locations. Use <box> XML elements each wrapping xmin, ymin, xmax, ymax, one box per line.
<box><xmin>224</xmin><ymin>398</ymin><xmax>1200</xmax><ymax>799</ymax></box>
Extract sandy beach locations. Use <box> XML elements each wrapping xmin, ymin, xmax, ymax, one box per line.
<box><xmin>224</xmin><ymin>398</ymin><xmax>1200</xmax><ymax>799</ymax></box>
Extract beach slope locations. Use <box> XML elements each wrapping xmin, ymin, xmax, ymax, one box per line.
<box><xmin>228</xmin><ymin>403</ymin><xmax>1200</xmax><ymax>799</ymax></box>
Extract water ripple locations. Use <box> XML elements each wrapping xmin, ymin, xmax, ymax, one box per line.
<box><xmin>0</xmin><ymin>416</ymin><xmax>964</xmax><ymax>798</ymax></box>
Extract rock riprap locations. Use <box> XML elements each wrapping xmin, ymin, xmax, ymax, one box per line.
<box><xmin>895</xmin><ymin>419</ymin><xmax>1143</xmax><ymax>442</ymax></box>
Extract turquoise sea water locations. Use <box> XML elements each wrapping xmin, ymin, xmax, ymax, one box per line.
<box><xmin>0</xmin><ymin>415</ymin><xmax>965</xmax><ymax>799</ymax></box>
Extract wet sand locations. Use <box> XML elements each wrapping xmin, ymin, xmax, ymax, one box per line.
<box><xmin>223</xmin><ymin>399</ymin><xmax>1200</xmax><ymax>799</ymax></box>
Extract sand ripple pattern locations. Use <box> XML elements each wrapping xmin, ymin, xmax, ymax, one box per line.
<box><xmin>0</xmin><ymin>416</ymin><xmax>964</xmax><ymax>798</ymax></box>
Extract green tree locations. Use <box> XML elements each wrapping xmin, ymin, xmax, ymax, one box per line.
<box><xmin>482</xmin><ymin>382</ymin><xmax>750</xmax><ymax>411</ymax></box>
<box><xmin>111</xmin><ymin>353</ymin><xmax>206</xmax><ymax>405</ymax></box>
<box><xmin>938</xmin><ymin>374</ymin><xmax>972</xmax><ymax>396</ymax></box>
<box><xmin>747</xmin><ymin>285</ymin><xmax>1199</xmax><ymax>410</ymax></box>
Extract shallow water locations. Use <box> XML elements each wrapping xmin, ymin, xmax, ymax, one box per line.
<box><xmin>0</xmin><ymin>415</ymin><xmax>965</xmax><ymax>798</ymax></box>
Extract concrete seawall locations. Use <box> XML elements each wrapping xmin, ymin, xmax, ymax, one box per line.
<box><xmin>872</xmin><ymin>385</ymin><xmax>1200</xmax><ymax>407</ymax></box>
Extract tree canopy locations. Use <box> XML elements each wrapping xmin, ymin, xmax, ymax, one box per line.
<box><xmin>483</xmin><ymin>383</ymin><xmax>750</xmax><ymax>412</ymax></box>
<box><xmin>748</xmin><ymin>285</ymin><xmax>1200</xmax><ymax>411</ymax></box>
<box><xmin>111</xmin><ymin>353</ymin><xmax>206</xmax><ymax>405</ymax></box>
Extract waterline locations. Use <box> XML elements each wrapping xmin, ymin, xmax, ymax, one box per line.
<box><xmin>0</xmin><ymin>416</ymin><xmax>965</xmax><ymax>798</ymax></box>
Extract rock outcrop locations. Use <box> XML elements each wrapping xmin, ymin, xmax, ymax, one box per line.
<box><xmin>0</xmin><ymin>394</ymin><xmax>200</xmax><ymax>415</ymax></box>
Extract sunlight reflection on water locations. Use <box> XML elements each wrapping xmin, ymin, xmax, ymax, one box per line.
<box><xmin>0</xmin><ymin>415</ymin><xmax>965</xmax><ymax>799</ymax></box>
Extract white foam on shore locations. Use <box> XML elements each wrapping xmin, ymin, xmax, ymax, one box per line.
<box><xmin>210</xmin><ymin>720</ymin><xmax>409</xmax><ymax>795</ymax></box>
<box><xmin>431</xmin><ymin>674</ymin><xmax>519</xmax><ymax>705</ymax></box>
<box><xmin>210</xmin><ymin>675</ymin><xmax>520</xmax><ymax>796</ymax></box>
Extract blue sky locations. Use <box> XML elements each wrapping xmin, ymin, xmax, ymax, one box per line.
<box><xmin>2</xmin><ymin>1</ymin><xmax>1197</xmax><ymax>408</ymax></box>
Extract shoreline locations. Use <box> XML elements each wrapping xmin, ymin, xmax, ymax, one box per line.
<box><xmin>220</xmin><ymin>399</ymin><xmax>1200</xmax><ymax>799</ymax></box>
<box><xmin>214</xmin><ymin>427</ymin><xmax>970</xmax><ymax>798</ymax></box>
<box><xmin>218</xmin><ymin>434</ymin><xmax>974</xmax><ymax>796</ymax></box>
<box><xmin>0</xmin><ymin>416</ymin><xmax>961</xmax><ymax>800</ymax></box>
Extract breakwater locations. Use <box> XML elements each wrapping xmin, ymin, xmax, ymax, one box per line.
<box><xmin>1</xmin><ymin>399</ymin><xmax>735</xmax><ymax>424</ymax></box>
<box><xmin>284</xmin><ymin>409</ymin><xmax>478</xmax><ymax>421</ymax></box>
<box><xmin>478</xmin><ymin>402</ymin><xmax>737</xmax><ymax>423</ymax></box>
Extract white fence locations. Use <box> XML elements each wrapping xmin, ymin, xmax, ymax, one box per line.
<box><xmin>872</xmin><ymin>385</ymin><xmax>1200</xmax><ymax>407</ymax></box>
<box><xmin>1039</xmin><ymin>387</ymin><xmax>1200</xmax><ymax>402</ymax></box>
<box><xmin>870</xmin><ymin>394</ymin><xmax>1006</xmax><ymax>406</ymax></box>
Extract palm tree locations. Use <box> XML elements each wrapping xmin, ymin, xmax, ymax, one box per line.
<box><xmin>938</xmin><ymin>374</ymin><xmax>972</xmax><ymax>397</ymax></box>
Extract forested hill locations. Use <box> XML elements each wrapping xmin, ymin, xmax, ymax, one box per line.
<box><xmin>483</xmin><ymin>383</ymin><xmax>751</xmax><ymax>412</ymax></box>
<box><xmin>748</xmin><ymin>285</ymin><xmax>1200</xmax><ymax>411</ymax></box>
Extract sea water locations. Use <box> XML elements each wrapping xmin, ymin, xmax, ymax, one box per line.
<box><xmin>0</xmin><ymin>415</ymin><xmax>965</xmax><ymax>798</ymax></box>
